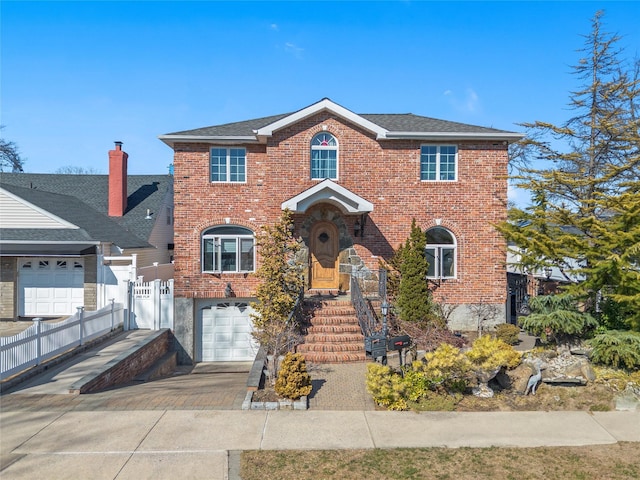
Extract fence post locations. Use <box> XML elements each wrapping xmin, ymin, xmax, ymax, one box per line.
<box><xmin>33</xmin><ymin>318</ymin><xmax>42</xmax><ymax>366</ymax></box>
<box><xmin>154</xmin><ymin>279</ymin><xmax>161</xmax><ymax>330</ymax></box>
<box><xmin>124</xmin><ymin>280</ymin><xmax>133</xmax><ymax>331</ymax></box>
<box><xmin>78</xmin><ymin>306</ymin><xmax>85</xmax><ymax>346</ymax></box>
<box><xmin>110</xmin><ymin>298</ymin><xmax>115</xmax><ymax>331</ymax></box>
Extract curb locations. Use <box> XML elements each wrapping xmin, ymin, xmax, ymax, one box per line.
<box><xmin>242</xmin><ymin>391</ymin><xmax>308</xmax><ymax>410</ymax></box>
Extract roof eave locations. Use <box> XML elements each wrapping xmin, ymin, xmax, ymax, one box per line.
<box><xmin>383</xmin><ymin>132</ymin><xmax>525</xmax><ymax>142</ymax></box>
<box><xmin>158</xmin><ymin>135</ymin><xmax>259</xmax><ymax>147</ymax></box>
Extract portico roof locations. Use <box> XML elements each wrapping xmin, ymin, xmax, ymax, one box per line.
<box><xmin>281</xmin><ymin>179</ymin><xmax>374</xmax><ymax>214</ymax></box>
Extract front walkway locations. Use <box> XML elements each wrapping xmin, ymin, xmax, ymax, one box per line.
<box><xmin>307</xmin><ymin>362</ymin><xmax>376</xmax><ymax>410</ymax></box>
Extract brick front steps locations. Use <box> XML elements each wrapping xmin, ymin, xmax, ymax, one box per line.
<box><xmin>298</xmin><ymin>299</ymin><xmax>367</xmax><ymax>364</ymax></box>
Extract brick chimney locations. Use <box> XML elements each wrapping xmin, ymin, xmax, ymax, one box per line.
<box><xmin>108</xmin><ymin>141</ymin><xmax>128</xmax><ymax>217</ymax></box>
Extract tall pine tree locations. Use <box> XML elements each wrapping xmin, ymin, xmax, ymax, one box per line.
<box><xmin>499</xmin><ymin>11</ymin><xmax>640</xmax><ymax>330</ymax></box>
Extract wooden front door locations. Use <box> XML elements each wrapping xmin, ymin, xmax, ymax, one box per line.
<box><xmin>310</xmin><ymin>221</ymin><xmax>340</xmax><ymax>289</ymax></box>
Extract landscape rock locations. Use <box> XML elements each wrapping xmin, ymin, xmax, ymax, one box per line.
<box><xmin>615</xmin><ymin>384</ymin><xmax>640</xmax><ymax>411</ymax></box>
<box><xmin>495</xmin><ymin>370</ymin><xmax>512</xmax><ymax>389</ymax></box>
<box><xmin>508</xmin><ymin>363</ymin><xmax>535</xmax><ymax>393</ymax></box>
<box><xmin>541</xmin><ymin>351</ymin><xmax>595</xmax><ymax>386</ymax></box>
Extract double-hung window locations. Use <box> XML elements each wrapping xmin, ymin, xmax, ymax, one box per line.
<box><xmin>311</xmin><ymin>133</ymin><xmax>338</xmax><ymax>179</ymax></box>
<box><xmin>202</xmin><ymin>226</ymin><xmax>255</xmax><ymax>273</ymax></box>
<box><xmin>420</xmin><ymin>145</ymin><xmax>457</xmax><ymax>181</ymax></box>
<box><xmin>425</xmin><ymin>227</ymin><xmax>457</xmax><ymax>279</ymax></box>
<box><xmin>210</xmin><ymin>147</ymin><xmax>246</xmax><ymax>183</ymax></box>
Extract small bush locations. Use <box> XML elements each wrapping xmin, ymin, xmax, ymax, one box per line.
<box><xmin>421</xmin><ymin>343</ymin><xmax>471</xmax><ymax>393</ymax></box>
<box><xmin>275</xmin><ymin>352</ymin><xmax>312</xmax><ymax>400</ymax></box>
<box><xmin>366</xmin><ymin>346</ymin><xmax>470</xmax><ymax>411</ymax></box>
<box><xmin>466</xmin><ymin>335</ymin><xmax>521</xmax><ymax>372</ymax></box>
<box><xmin>589</xmin><ymin>330</ymin><xmax>640</xmax><ymax>370</ymax></box>
<box><xmin>365</xmin><ymin>363</ymin><xmax>407</xmax><ymax>410</ymax></box>
<box><xmin>494</xmin><ymin>324</ymin><xmax>521</xmax><ymax>345</ymax></box>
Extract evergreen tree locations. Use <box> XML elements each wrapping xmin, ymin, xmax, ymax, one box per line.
<box><xmin>519</xmin><ymin>295</ymin><xmax>598</xmax><ymax>345</ymax></box>
<box><xmin>499</xmin><ymin>11</ymin><xmax>640</xmax><ymax>330</ymax></box>
<box><xmin>396</xmin><ymin>218</ymin><xmax>435</xmax><ymax>324</ymax></box>
<box><xmin>250</xmin><ymin>209</ymin><xmax>305</xmax><ymax>383</ymax></box>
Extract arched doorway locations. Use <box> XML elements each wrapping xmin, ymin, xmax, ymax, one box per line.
<box><xmin>310</xmin><ymin>221</ymin><xmax>340</xmax><ymax>289</ymax></box>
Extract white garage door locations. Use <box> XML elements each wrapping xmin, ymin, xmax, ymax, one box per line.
<box><xmin>19</xmin><ymin>258</ymin><xmax>84</xmax><ymax>316</ymax></box>
<box><xmin>200</xmin><ymin>301</ymin><xmax>257</xmax><ymax>362</ymax></box>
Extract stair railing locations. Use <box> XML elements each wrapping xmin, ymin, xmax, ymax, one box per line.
<box><xmin>378</xmin><ymin>268</ymin><xmax>388</xmax><ymax>302</ymax></box>
<box><xmin>350</xmin><ymin>275</ymin><xmax>379</xmax><ymax>339</ymax></box>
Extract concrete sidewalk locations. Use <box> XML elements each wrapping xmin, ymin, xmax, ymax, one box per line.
<box><xmin>1</xmin><ymin>409</ymin><xmax>638</xmax><ymax>479</ymax></box>
<box><xmin>2</xmin><ymin>330</ymin><xmax>639</xmax><ymax>479</ymax></box>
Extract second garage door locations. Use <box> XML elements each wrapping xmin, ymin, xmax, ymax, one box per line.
<box><xmin>19</xmin><ymin>258</ymin><xmax>84</xmax><ymax>317</ymax></box>
<box><xmin>200</xmin><ymin>301</ymin><xmax>257</xmax><ymax>362</ymax></box>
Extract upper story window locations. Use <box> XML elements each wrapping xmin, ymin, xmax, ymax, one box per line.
<box><xmin>202</xmin><ymin>226</ymin><xmax>255</xmax><ymax>273</ymax></box>
<box><xmin>420</xmin><ymin>145</ymin><xmax>457</xmax><ymax>181</ymax></box>
<box><xmin>210</xmin><ymin>147</ymin><xmax>246</xmax><ymax>183</ymax></box>
<box><xmin>311</xmin><ymin>132</ymin><xmax>338</xmax><ymax>180</ymax></box>
<box><xmin>425</xmin><ymin>227</ymin><xmax>456</xmax><ymax>279</ymax></box>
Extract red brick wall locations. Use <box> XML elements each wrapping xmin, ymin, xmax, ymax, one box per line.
<box><xmin>172</xmin><ymin>112</ymin><xmax>508</xmax><ymax>306</ymax></box>
<box><xmin>76</xmin><ymin>330</ymin><xmax>172</xmax><ymax>393</ymax></box>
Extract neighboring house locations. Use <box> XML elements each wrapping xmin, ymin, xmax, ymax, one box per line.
<box><xmin>160</xmin><ymin>98</ymin><xmax>523</xmax><ymax>364</ymax></box>
<box><xmin>0</xmin><ymin>142</ymin><xmax>174</xmax><ymax>320</ymax></box>
<box><xmin>507</xmin><ymin>247</ymin><xmax>580</xmax><ymax>322</ymax></box>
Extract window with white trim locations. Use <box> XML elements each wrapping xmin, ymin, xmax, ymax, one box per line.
<box><xmin>420</xmin><ymin>145</ymin><xmax>457</xmax><ymax>181</ymax></box>
<box><xmin>202</xmin><ymin>226</ymin><xmax>255</xmax><ymax>273</ymax></box>
<box><xmin>425</xmin><ymin>227</ymin><xmax>456</xmax><ymax>279</ymax></box>
<box><xmin>210</xmin><ymin>147</ymin><xmax>246</xmax><ymax>183</ymax></box>
<box><xmin>311</xmin><ymin>133</ymin><xmax>338</xmax><ymax>179</ymax></box>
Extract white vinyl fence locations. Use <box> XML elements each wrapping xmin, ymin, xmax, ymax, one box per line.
<box><xmin>130</xmin><ymin>279</ymin><xmax>173</xmax><ymax>330</ymax></box>
<box><xmin>0</xmin><ymin>301</ymin><xmax>123</xmax><ymax>381</ymax></box>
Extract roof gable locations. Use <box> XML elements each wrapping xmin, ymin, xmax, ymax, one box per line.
<box><xmin>281</xmin><ymin>179</ymin><xmax>374</xmax><ymax>214</ymax></box>
<box><xmin>0</xmin><ymin>187</ymin><xmax>79</xmax><ymax>229</ymax></box>
<box><xmin>254</xmin><ymin>98</ymin><xmax>388</xmax><ymax>140</ymax></box>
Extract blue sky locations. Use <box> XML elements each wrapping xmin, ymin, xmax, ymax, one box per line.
<box><xmin>2</xmin><ymin>1</ymin><xmax>639</xmax><ymax>203</ymax></box>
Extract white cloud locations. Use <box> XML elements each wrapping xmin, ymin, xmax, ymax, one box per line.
<box><xmin>464</xmin><ymin>88</ymin><xmax>479</xmax><ymax>112</ymax></box>
<box><xmin>443</xmin><ymin>88</ymin><xmax>480</xmax><ymax>113</ymax></box>
<box><xmin>285</xmin><ymin>42</ymin><xmax>304</xmax><ymax>58</ymax></box>
<box><xmin>270</xmin><ymin>23</ymin><xmax>279</xmax><ymax>31</ymax></box>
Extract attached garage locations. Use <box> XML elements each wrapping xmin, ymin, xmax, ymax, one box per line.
<box><xmin>19</xmin><ymin>258</ymin><xmax>84</xmax><ymax>317</ymax></box>
<box><xmin>198</xmin><ymin>300</ymin><xmax>258</xmax><ymax>362</ymax></box>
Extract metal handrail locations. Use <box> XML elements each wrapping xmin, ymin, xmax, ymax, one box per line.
<box><xmin>378</xmin><ymin>268</ymin><xmax>388</xmax><ymax>301</ymax></box>
<box><xmin>350</xmin><ymin>275</ymin><xmax>379</xmax><ymax>338</ymax></box>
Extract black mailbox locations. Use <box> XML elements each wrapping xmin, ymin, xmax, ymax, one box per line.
<box><xmin>365</xmin><ymin>334</ymin><xmax>387</xmax><ymax>360</ymax></box>
<box><xmin>364</xmin><ymin>333</ymin><xmax>387</xmax><ymax>365</ymax></box>
<box><xmin>387</xmin><ymin>335</ymin><xmax>410</xmax><ymax>351</ymax></box>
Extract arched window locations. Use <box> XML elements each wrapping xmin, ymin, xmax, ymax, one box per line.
<box><xmin>202</xmin><ymin>226</ymin><xmax>255</xmax><ymax>273</ymax></box>
<box><xmin>311</xmin><ymin>132</ymin><xmax>338</xmax><ymax>179</ymax></box>
<box><xmin>425</xmin><ymin>227</ymin><xmax>456</xmax><ymax>279</ymax></box>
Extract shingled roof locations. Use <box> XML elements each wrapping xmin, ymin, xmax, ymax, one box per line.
<box><xmin>0</xmin><ymin>173</ymin><xmax>172</xmax><ymax>250</ymax></box>
<box><xmin>159</xmin><ymin>98</ymin><xmax>522</xmax><ymax>146</ymax></box>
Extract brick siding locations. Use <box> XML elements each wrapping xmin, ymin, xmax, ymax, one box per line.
<box><xmin>75</xmin><ymin>330</ymin><xmax>172</xmax><ymax>393</ymax></box>
<box><xmin>172</xmin><ymin>112</ymin><xmax>508</xmax><ymax>307</ymax></box>
<box><xmin>0</xmin><ymin>257</ymin><xmax>17</xmax><ymax>320</ymax></box>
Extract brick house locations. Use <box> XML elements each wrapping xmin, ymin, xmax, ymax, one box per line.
<box><xmin>160</xmin><ymin>98</ymin><xmax>523</xmax><ymax>363</ymax></box>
